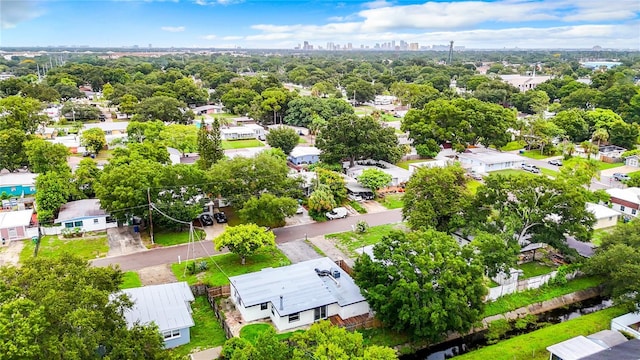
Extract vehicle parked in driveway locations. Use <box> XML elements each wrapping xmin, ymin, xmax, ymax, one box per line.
<box><xmin>548</xmin><ymin>159</ymin><xmax>563</xmax><ymax>166</ymax></box>
<box><xmin>296</xmin><ymin>205</ymin><xmax>304</xmax><ymax>214</ymax></box>
<box><xmin>521</xmin><ymin>163</ymin><xmax>540</xmax><ymax>173</ymax></box>
<box><xmin>612</xmin><ymin>173</ymin><xmax>630</xmax><ymax>182</ymax></box>
<box><xmin>213</xmin><ymin>212</ymin><xmax>228</xmax><ymax>223</ymax></box>
<box><xmin>468</xmin><ymin>171</ymin><xmax>483</xmax><ymax>180</ymax></box>
<box><xmin>199</xmin><ymin>213</ymin><xmax>214</xmax><ymax>226</ymax></box>
<box><xmin>326</xmin><ymin>207</ymin><xmax>348</xmax><ymax>220</ymax></box>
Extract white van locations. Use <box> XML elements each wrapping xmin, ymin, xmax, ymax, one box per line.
<box><xmin>326</xmin><ymin>207</ymin><xmax>348</xmax><ymax>220</ymax></box>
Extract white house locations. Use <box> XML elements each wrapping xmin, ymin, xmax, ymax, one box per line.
<box><xmin>167</xmin><ymin>147</ymin><xmax>181</xmax><ymax>165</ymax></box>
<box><xmin>546</xmin><ymin>330</ymin><xmax>629</xmax><ymax>360</ymax></box>
<box><xmin>220</xmin><ymin>126</ymin><xmax>256</xmax><ymax>140</ymax></box>
<box><xmin>499</xmin><ymin>74</ymin><xmax>552</xmax><ymax>92</ymax></box>
<box><xmin>0</xmin><ymin>209</ymin><xmax>34</xmax><ymax>241</ymax></box>
<box><xmin>626</xmin><ymin>155</ymin><xmax>639</xmax><ymax>168</ymax></box>
<box><xmin>408</xmin><ymin>160</ymin><xmax>449</xmax><ymax>174</ymax></box>
<box><xmin>611</xmin><ymin>312</ymin><xmax>640</xmax><ymax>340</ymax></box>
<box><xmin>244</xmin><ymin>123</ymin><xmax>266</xmax><ymax>140</ymax></box>
<box><xmin>121</xmin><ymin>282</ymin><xmax>195</xmax><ymax>349</ymax></box>
<box><xmin>54</xmin><ymin>199</ymin><xmax>117</xmax><ymax>232</ymax></box>
<box><xmin>288</xmin><ymin>146</ymin><xmax>321</xmax><ymax>165</ymax></box>
<box><xmin>586</xmin><ymin>202</ymin><xmax>621</xmax><ymax>229</ymax></box>
<box><xmin>229</xmin><ymin>257</ymin><xmax>370</xmax><ymax>332</ymax></box>
<box><xmin>344</xmin><ymin>160</ymin><xmax>411</xmax><ymax>187</ymax></box>
<box><xmin>605</xmin><ymin>187</ymin><xmax>640</xmax><ymax>218</ymax></box>
<box><xmin>457</xmin><ymin>149</ymin><xmax>524</xmax><ymax>174</ymax></box>
<box><xmin>193</xmin><ymin>104</ymin><xmax>223</xmax><ymax>116</ymax></box>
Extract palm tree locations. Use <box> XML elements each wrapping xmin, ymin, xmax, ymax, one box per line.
<box><xmin>591</xmin><ymin>128</ymin><xmax>609</xmax><ymax>147</ymax></box>
<box><xmin>580</xmin><ymin>141</ymin><xmax>599</xmax><ymax>160</ymax></box>
<box><xmin>560</xmin><ymin>140</ymin><xmax>576</xmax><ymax>159</ymax></box>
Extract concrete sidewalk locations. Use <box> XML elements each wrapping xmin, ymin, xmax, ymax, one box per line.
<box><xmin>189</xmin><ymin>346</ymin><xmax>222</xmax><ymax>360</ymax></box>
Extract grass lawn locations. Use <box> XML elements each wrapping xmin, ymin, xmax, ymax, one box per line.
<box><xmin>564</xmin><ymin>157</ymin><xmax>625</xmax><ymax>171</ymax></box>
<box><xmin>466</xmin><ymin>180</ymin><xmax>482</xmax><ymax>195</ymax></box>
<box><xmin>153</xmin><ymin>229</ymin><xmax>206</xmax><ymax>246</ymax></box>
<box><xmin>171</xmin><ymin>248</ymin><xmax>290</xmax><ymax>286</ymax></box>
<box><xmin>628</xmin><ymin>170</ymin><xmax>640</xmax><ymax>177</ymax></box>
<box><xmin>20</xmin><ymin>235</ymin><xmax>109</xmax><ymax>263</ymax></box>
<box><xmin>500</xmin><ymin>141</ymin><xmax>526</xmax><ymax>152</ymax></box>
<box><xmin>396</xmin><ymin>159</ymin><xmax>427</xmax><ymax>170</ymax></box>
<box><xmin>354</xmin><ymin>105</ymin><xmax>375</xmax><ymax>115</ymax></box>
<box><xmin>378</xmin><ymin>193</ymin><xmax>403</xmax><ymax>209</ymax></box>
<box><xmin>298</xmin><ymin>137</ymin><xmax>307</xmax><ymax>144</ymax></box>
<box><xmin>240</xmin><ymin>323</ymin><xmax>304</xmax><ymax>343</ymax></box>
<box><xmin>590</xmin><ymin>227</ymin><xmax>615</xmax><ymax>247</ymax></box>
<box><xmin>326</xmin><ymin>223</ymin><xmax>403</xmax><ymax>256</ymax></box>
<box><xmin>361</xmin><ymin>327</ymin><xmax>411</xmax><ymax>348</ymax></box>
<box><xmin>170</xmin><ymin>296</ymin><xmax>227</xmax><ymax>358</ymax></box>
<box><xmin>455</xmin><ymin>306</ymin><xmax>628</xmax><ymax>360</ymax></box>
<box><xmin>221</xmin><ymin>139</ymin><xmax>265</xmax><ymax>150</ymax></box>
<box><xmin>488</xmin><ymin>169</ymin><xmax>529</xmax><ymax>177</ymax></box>
<box><xmin>539</xmin><ymin>167</ymin><xmax>559</xmax><ymax>178</ymax></box>
<box><xmin>483</xmin><ymin>276</ymin><xmax>603</xmax><ymax>317</ymax></box>
<box><xmin>120</xmin><ymin>271</ymin><xmax>142</xmax><ymax>289</ymax></box>
<box><xmin>518</xmin><ymin>262</ymin><xmax>555</xmax><ymax>279</ymax></box>
<box><xmin>349</xmin><ymin>200</ymin><xmax>368</xmax><ymax>214</ymax></box>
<box><xmin>520</xmin><ymin>150</ymin><xmax>551</xmax><ymax>160</ymax></box>
<box><xmin>94</xmin><ymin>149</ymin><xmax>113</xmax><ymax>161</ymax></box>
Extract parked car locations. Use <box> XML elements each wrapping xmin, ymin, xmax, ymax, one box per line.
<box><xmin>548</xmin><ymin>159</ymin><xmax>563</xmax><ymax>166</ymax></box>
<box><xmin>98</xmin><ymin>114</ymin><xmax>106</xmax><ymax>122</ymax></box>
<box><xmin>348</xmin><ymin>193</ymin><xmax>363</xmax><ymax>202</ymax></box>
<box><xmin>199</xmin><ymin>213</ymin><xmax>214</xmax><ymax>226</ymax></box>
<box><xmin>213</xmin><ymin>212</ymin><xmax>228</xmax><ymax>223</ymax></box>
<box><xmin>612</xmin><ymin>173</ymin><xmax>630</xmax><ymax>182</ymax></box>
<box><xmin>296</xmin><ymin>205</ymin><xmax>304</xmax><ymax>214</ymax></box>
<box><xmin>521</xmin><ymin>164</ymin><xmax>540</xmax><ymax>173</ymax></box>
<box><xmin>469</xmin><ymin>172</ymin><xmax>483</xmax><ymax>180</ymax></box>
<box><xmin>326</xmin><ymin>207</ymin><xmax>348</xmax><ymax>220</ymax></box>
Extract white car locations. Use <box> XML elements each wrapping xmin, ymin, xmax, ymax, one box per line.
<box><xmin>326</xmin><ymin>207</ymin><xmax>348</xmax><ymax>220</ymax></box>
<box><xmin>296</xmin><ymin>205</ymin><xmax>304</xmax><ymax>214</ymax></box>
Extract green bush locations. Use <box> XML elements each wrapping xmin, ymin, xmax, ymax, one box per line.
<box><xmin>349</xmin><ymin>201</ymin><xmax>367</xmax><ymax>214</ymax></box>
<box><xmin>486</xmin><ymin>319</ymin><xmax>511</xmax><ymax>344</ymax></box>
<box><xmin>197</xmin><ymin>261</ymin><xmax>209</xmax><ymax>272</ymax></box>
<box><xmin>355</xmin><ymin>220</ymin><xmax>369</xmax><ymax>233</ymax></box>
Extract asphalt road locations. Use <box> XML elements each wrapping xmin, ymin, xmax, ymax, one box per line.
<box><xmin>91</xmin><ymin>209</ymin><xmax>403</xmax><ymax>271</ymax></box>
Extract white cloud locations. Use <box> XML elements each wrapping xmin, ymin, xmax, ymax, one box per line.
<box><xmin>194</xmin><ymin>0</ymin><xmax>244</xmax><ymax>5</ymax></box>
<box><xmin>161</xmin><ymin>26</ymin><xmax>185</xmax><ymax>32</ymax></box>
<box><xmin>202</xmin><ymin>34</ymin><xmax>217</xmax><ymax>40</ymax></box>
<box><xmin>222</xmin><ymin>35</ymin><xmax>243</xmax><ymax>40</ymax></box>
<box><xmin>362</xmin><ymin>0</ymin><xmax>393</xmax><ymax>9</ymax></box>
<box><xmin>0</xmin><ymin>0</ymin><xmax>45</xmax><ymax>29</ymax></box>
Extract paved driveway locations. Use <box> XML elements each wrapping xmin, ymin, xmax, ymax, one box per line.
<box><xmin>106</xmin><ymin>227</ymin><xmax>146</xmax><ymax>257</ymax></box>
<box><xmin>277</xmin><ymin>240</ymin><xmax>322</xmax><ymax>263</ymax></box>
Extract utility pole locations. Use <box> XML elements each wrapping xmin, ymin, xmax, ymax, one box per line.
<box><xmin>448</xmin><ymin>40</ymin><xmax>454</xmax><ymax>65</ymax></box>
<box><xmin>147</xmin><ymin>188</ymin><xmax>154</xmax><ymax>244</ymax></box>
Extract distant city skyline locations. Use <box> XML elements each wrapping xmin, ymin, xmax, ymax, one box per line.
<box><xmin>1</xmin><ymin>0</ymin><xmax>639</xmax><ymax>50</ymax></box>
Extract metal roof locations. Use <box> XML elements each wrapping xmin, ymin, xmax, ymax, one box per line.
<box><xmin>289</xmin><ymin>146</ymin><xmax>321</xmax><ymax>158</ymax></box>
<box><xmin>581</xmin><ymin>339</ymin><xmax>640</xmax><ymax>360</ymax></box>
<box><xmin>586</xmin><ymin>202</ymin><xmax>622</xmax><ymax>220</ymax></box>
<box><xmin>607</xmin><ymin>188</ymin><xmax>640</xmax><ymax>205</ymax></box>
<box><xmin>54</xmin><ymin>199</ymin><xmax>107</xmax><ymax>223</ymax></box>
<box><xmin>229</xmin><ymin>257</ymin><xmax>367</xmax><ymax>316</ymax></box>
<box><xmin>546</xmin><ymin>336</ymin><xmax>608</xmax><ymax>360</ymax></box>
<box><xmin>0</xmin><ymin>172</ymin><xmax>37</xmax><ymax>186</ymax></box>
<box><xmin>457</xmin><ymin>150</ymin><xmax>524</xmax><ymax>165</ymax></box>
<box><xmin>121</xmin><ymin>282</ymin><xmax>195</xmax><ymax>332</ymax></box>
<box><xmin>0</xmin><ymin>209</ymin><xmax>33</xmax><ymax>228</ymax></box>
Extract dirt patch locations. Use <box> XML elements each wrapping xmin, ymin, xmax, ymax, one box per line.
<box><xmin>359</xmin><ymin>201</ymin><xmax>388</xmax><ymax>214</ymax></box>
<box><xmin>137</xmin><ymin>264</ymin><xmax>177</xmax><ymax>285</ymax></box>
<box><xmin>601</xmin><ymin>165</ymin><xmax>637</xmax><ymax>176</ymax></box>
<box><xmin>0</xmin><ymin>240</ymin><xmax>24</xmax><ymax>267</ymax></box>
<box><xmin>307</xmin><ymin>235</ymin><xmax>355</xmax><ymax>267</ymax></box>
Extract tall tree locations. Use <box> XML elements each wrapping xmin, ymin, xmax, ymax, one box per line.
<box><xmin>0</xmin><ymin>129</ymin><xmax>28</xmax><ymax>172</ymax></box>
<box><xmin>74</xmin><ymin>158</ymin><xmax>101</xmax><ymax>198</ymax></box>
<box><xmin>470</xmin><ymin>232</ymin><xmax>519</xmax><ymax>278</ymax></box>
<box><xmin>552</xmin><ymin>109</ymin><xmax>589</xmax><ymax>142</ymax></box>
<box><xmin>24</xmin><ymin>138</ymin><xmax>70</xmax><ymax>174</ymax></box>
<box><xmin>95</xmin><ymin>160</ymin><xmax>159</xmax><ymax>218</ymax></box>
<box><xmin>133</xmin><ymin>95</ymin><xmax>194</xmax><ymax>123</ymax></box>
<box><xmin>317</xmin><ymin>114</ymin><xmax>401</xmax><ymax>167</ymax></box>
<box><xmin>0</xmin><ymin>95</ymin><xmax>46</xmax><ymax>134</ymax></box>
<box><xmin>307</xmin><ymin>184</ymin><xmax>337</xmax><ymax>214</ymax></box>
<box><xmin>580</xmin><ymin>141</ymin><xmax>599</xmax><ymax>160</ymax></box>
<box><xmin>126</xmin><ymin>120</ymin><xmax>165</xmax><ymax>143</ymax></box>
<box><xmin>81</xmin><ymin>128</ymin><xmax>107</xmax><ymax>155</ymax></box>
<box><xmin>214</xmin><ymin>224</ymin><xmax>276</xmax><ymax>265</ymax></box>
<box><xmin>34</xmin><ymin>171</ymin><xmax>73</xmax><ymax>222</ymax></box>
<box><xmin>354</xmin><ymin>229</ymin><xmax>486</xmax><ymax>342</ymax></box>
<box><xmin>586</xmin><ymin>219</ymin><xmax>640</xmax><ymax>310</ymax></box>
<box><xmin>197</xmin><ymin>118</ymin><xmax>224</xmax><ymax>170</ymax></box>
<box><xmin>357</xmin><ymin>168</ymin><xmax>392</xmax><ymax>194</ymax></box>
<box><xmin>265</xmin><ymin>126</ymin><xmax>299</xmax><ymax>155</ymax></box>
<box><xmin>0</xmin><ymin>255</ymin><xmax>172</xmax><ymax>360</ymax></box>
<box><xmin>238</xmin><ymin>194</ymin><xmax>298</xmax><ymax>228</ymax></box>
<box><xmin>403</xmin><ymin>164</ymin><xmax>469</xmax><ymax>232</ymax></box>
<box><xmin>159</xmin><ymin>124</ymin><xmax>198</xmax><ymax>156</ymax></box>
<box><xmin>316</xmin><ymin>168</ymin><xmax>347</xmax><ymax>204</ymax></box>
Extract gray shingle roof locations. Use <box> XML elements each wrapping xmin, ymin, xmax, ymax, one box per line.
<box><xmin>229</xmin><ymin>257</ymin><xmax>366</xmax><ymax>316</ymax></box>
<box><xmin>54</xmin><ymin>199</ymin><xmax>107</xmax><ymax>223</ymax></box>
<box><xmin>121</xmin><ymin>282</ymin><xmax>195</xmax><ymax>332</ymax></box>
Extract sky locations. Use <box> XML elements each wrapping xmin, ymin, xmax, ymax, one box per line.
<box><xmin>1</xmin><ymin>0</ymin><xmax>639</xmax><ymax>49</ymax></box>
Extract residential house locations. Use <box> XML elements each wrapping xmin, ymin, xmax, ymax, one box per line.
<box><xmin>83</xmin><ymin>122</ymin><xmax>129</xmax><ymax>146</ymax></box>
<box><xmin>625</xmin><ymin>155</ymin><xmax>639</xmax><ymax>168</ymax></box>
<box><xmin>499</xmin><ymin>74</ymin><xmax>552</xmax><ymax>92</ymax></box>
<box><xmin>345</xmin><ymin>182</ymin><xmax>375</xmax><ymax>201</ymax></box>
<box><xmin>49</xmin><ymin>135</ymin><xmax>81</xmax><ymax>153</ymax></box>
<box><xmin>220</xmin><ymin>126</ymin><xmax>256</xmax><ymax>140</ymax></box>
<box><xmin>229</xmin><ymin>257</ymin><xmax>370</xmax><ymax>332</ymax></box>
<box><xmin>408</xmin><ymin>160</ymin><xmax>449</xmax><ymax>174</ymax></box>
<box><xmin>546</xmin><ymin>330</ymin><xmax>629</xmax><ymax>360</ymax></box>
<box><xmin>244</xmin><ymin>123</ymin><xmax>266</xmax><ymax>140</ymax></box>
<box><xmin>0</xmin><ymin>172</ymin><xmax>37</xmax><ymax>198</ymax></box>
<box><xmin>0</xmin><ymin>209</ymin><xmax>35</xmax><ymax>241</ymax></box>
<box><xmin>267</xmin><ymin>125</ymin><xmax>308</xmax><ymax>136</ymax></box>
<box><xmin>343</xmin><ymin>160</ymin><xmax>411</xmax><ymax>187</ymax></box>
<box><xmin>168</xmin><ymin>147</ymin><xmax>181</xmax><ymax>165</ymax></box>
<box><xmin>597</xmin><ymin>145</ymin><xmax>626</xmax><ymax>162</ymax></box>
<box><xmin>611</xmin><ymin>312</ymin><xmax>640</xmax><ymax>340</ymax></box>
<box><xmin>457</xmin><ymin>148</ymin><xmax>524</xmax><ymax>174</ymax></box>
<box><xmin>289</xmin><ymin>171</ymin><xmax>317</xmax><ymax>196</ymax></box>
<box><xmin>193</xmin><ymin>104</ymin><xmax>223</xmax><ymax>116</ymax></box>
<box><xmin>121</xmin><ymin>282</ymin><xmax>195</xmax><ymax>349</ymax></box>
<box><xmin>373</xmin><ymin>95</ymin><xmax>395</xmax><ymax>105</ymax></box>
<box><xmin>606</xmin><ymin>187</ymin><xmax>640</xmax><ymax>218</ymax></box>
<box><xmin>37</xmin><ymin>127</ymin><xmax>58</xmax><ymax>139</ymax></box>
<box><xmin>586</xmin><ymin>202</ymin><xmax>621</xmax><ymax>229</ymax></box>
<box><xmin>54</xmin><ymin>199</ymin><xmax>117</xmax><ymax>232</ymax></box>
<box><xmin>288</xmin><ymin>146</ymin><xmax>321</xmax><ymax>165</ymax></box>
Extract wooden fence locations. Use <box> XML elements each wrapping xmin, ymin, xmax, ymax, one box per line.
<box><xmin>206</xmin><ymin>288</ymin><xmax>234</xmax><ymax>339</ymax></box>
<box><xmin>334</xmin><ymin>259</ymin><xmax>354</xmax><ymax>276</ymax></box>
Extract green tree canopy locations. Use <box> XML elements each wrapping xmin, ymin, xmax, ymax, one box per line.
<box><xmin>317</xmin><ymin>114</ymin><xmax>401</xmax><ymax>167</ymax></box>
<box><xmin>24</xmin><ymin>138</ymin><xmax>70</xmax><ymax>174</ymax></box>
<box><xmin>0</xmin><ymin>95</ymin><xmax>46</xmax><ymax>134</ymax></box>
<box><xmin>0</xmin><ymin>128</ymin><xmax>28</xmax><ymax>172</ymax></box>
<box><xmin>81</xmin><ymin>127</ymin><xmax>107</xmax><ymax>154</ymax></box>
<box><xmin>126</xmin><ymin>120</ymin><xmax>165</xmax><ymax>143</ymax></box>
<box><xmin>0</xmin><ymin>255</ymin><xmax>172</xmax><ymax>360</ymax></box>
<box><xmin>197</xmin><ymin>118</ymin><xmax>224</xmax><ymax>170</ymax></box>
<box><xmin>307</xmin><ymin>184</ymin><xmax>337</xmax><ymax>214</ymax></box>
<box><xmin>586</xmin><ymin>218</ymin><xmax>640</xmax><ymax>310</ymax></box>
<box><xmin>214</xmin><ymin>224</ymin><xmax>277</xmax><ymax>265</ymax></box>
<box><xmin>133</xmin><ymin>95</ymin><xmax>194</xmax><ymax>123</ymax></box>
<box><xmin>403</xmin><ymin>164</ymin><xmax>469</xmax><ymax>232</ymax></box>
<box><xmin>354</xmin><ymin>229</ymin><xmax>486</xmax><ymax>342</ymax></box>
<box><xmin>159</xmin><ymin>124</ymin><xmax>198</xmax><ymax>156</ymax></box>
<box><xmin>238</xmin><ymin>194</ymin><xmax>298</xmax><ymax>228</ymax></box>
<box><xmin>265</xmin><ymin>126</ymin><xmax>299</xmax><ymax>155</ymax></box>
<box><xmin>357</xmin><ymin>168</ymin><xmax>392</xmax><ymax>193</ymax></box>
